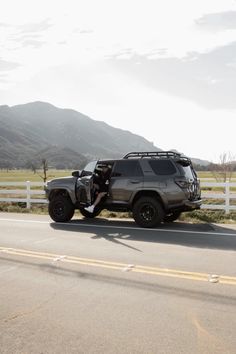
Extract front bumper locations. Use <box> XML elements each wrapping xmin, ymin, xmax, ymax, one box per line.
<box><xmin>44</xmin><ymin>187</ymin><xmax>49</xmax><ymax>200</ymax></box>
<box><xmin>184</xmin><ymin>199</ymin><xmax>202</xmax><ymax>210</ymax></box>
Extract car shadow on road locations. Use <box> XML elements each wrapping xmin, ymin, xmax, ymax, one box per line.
<box><xmin>50</xmin><ymin>217</ymin><xmax>236</xmax><ymax>251</ymax></box>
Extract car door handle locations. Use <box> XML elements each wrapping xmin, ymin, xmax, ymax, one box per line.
<box><xmin>131</xmin><ymin>180</ymin><xmax>140</xmax><ymax>184</ymax></box>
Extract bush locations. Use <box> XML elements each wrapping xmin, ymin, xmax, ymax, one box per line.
<box><xmin>180</xmin><ymin>210</ymin><xmax>236</xmax><ymax>223</ymax></box>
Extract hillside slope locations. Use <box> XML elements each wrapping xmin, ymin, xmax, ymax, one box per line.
<box><xmin>0</xmin><ymin>101</ymin><xmax>159</xmax><ymax>168</ymax></box>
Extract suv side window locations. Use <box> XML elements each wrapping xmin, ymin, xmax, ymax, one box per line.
<box><xmin>148</xmin><ymin>159</ymin><xmax>176</xmax><ymax>175</ymax></box>
<box><xmin>112</xmin><ymin>160</ymin><xmax>143</xmax><ymax>177</ymax></box>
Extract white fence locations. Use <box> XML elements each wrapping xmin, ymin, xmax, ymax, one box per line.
<box><xmin>201</xmin><ymin>181</ymin><xmax>236</xmax><ymax>214</ymax></box>
<box><xmin>0</xmin><ymin>180</ymin><xmax>236</xmax><ymax>213</ymax></box>
<box><xmin>0</xmin><ymin>181</ymin><xmax>47</xmax><ymax>209</ymax></box>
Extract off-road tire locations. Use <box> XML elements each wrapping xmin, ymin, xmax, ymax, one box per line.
<box><xmin>80</xmin><ymin>207</ymin><xmax>101</xmax><ymax>219</ymax></box>
<box><xmin>48</xmin><ymin>196</ymin><xmax>75</xmax><ymax>222</ymax></box>
<box><xmin>163</xmin><ymin>211</ymin><xmax>182</xmax><ymax>223</ymax></box>
<box><xmin>133</xmin><ymin>196</ymin><xmax>164</xmax><ymax>228</ymax></box>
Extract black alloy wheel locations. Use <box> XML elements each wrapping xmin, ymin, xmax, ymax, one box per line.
<box><xmin>48</xmin><ymin>196</ymin><xmax>74</xmax><ymax>222</ymax></box>
<box><xmin>133</xmin><ymin>197</ymin><xmax>164</xmax><ymax>228</ymax></box>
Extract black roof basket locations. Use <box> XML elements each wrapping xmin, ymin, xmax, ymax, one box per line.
<box><xmin>123</xmin><ymin>151</ymin><xmax>192</xmax><ymax>165</ymax></box>
<box><xmin>123</xmin><ymin>151</ymin><xmax>182</xmax><ymax>159</ymax></box>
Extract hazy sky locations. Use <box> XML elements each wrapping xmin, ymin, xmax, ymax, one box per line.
<box><xmin>0</xmin><ymin>0</ymin><xmax>236</xmax><ymax>162</ymax></box>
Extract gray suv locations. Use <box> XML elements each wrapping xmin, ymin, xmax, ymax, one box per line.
<box><xmin>45</xmin><ymin>151</ymin><xmax>201</xmax><ymax>228</ymax></box>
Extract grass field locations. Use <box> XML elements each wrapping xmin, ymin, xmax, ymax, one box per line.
<box><xmin>197</xmin><ymin>171</ymin><xmax>236</xmax><ymax>180</ymax></box>
<box><xmin>0</xmin><ymin>169</ymin><xmax>70</xmax><ymax>182</ymax></box>
<box><xmin>0</xmin><ymin>169</ymin><xmax>236</xmax><ymax>182</ymax></box>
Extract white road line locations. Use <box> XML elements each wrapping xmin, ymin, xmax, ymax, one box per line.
<box><xmin>0</xmin><ymin>218</ymin><xmax>49</xmax><ymax>225</ymax></box>
<box><xmin>0</xmin><ymin>217</ymin><xmax>236</xmax><ymax>236</ymax></box>
<box><xmin>33</xmin><ymin>237</ymin><xmax>56</xmax><ymax>244</ymax></box>
<box><xmin>0</xmin><ymin>266</ymin><xmax>19</xmax><ymax>275</ymax></box>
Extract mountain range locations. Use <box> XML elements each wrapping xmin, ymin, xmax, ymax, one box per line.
<box><xmin>0</xmin><ymin>101</ymin><xmax>161</xmax><ymax>169</ymax></box>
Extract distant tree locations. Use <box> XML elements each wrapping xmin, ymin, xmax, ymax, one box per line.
<box><xmin>24</xmin><ymin>161</ymin><xmax>38</xmax><ymax>174</ymax></box>
<box><xmin>37</xmin><ymin>158</ymin><xmax>49</xmax><ymax>182</ymax></box>
<box><xmin>30</xmin><ymin>163</ymin><xmax>37</xmax><ymax>174</ymax></box>
<box><xmin>42</xmin><ymin>158</ymin><xmax>48</xmax><ymax>182</ymax></box>
<box><xmin>0</xmin><ymin>160</ymin><xmax>13</xmax><ymax>172</ymax></box>
<box><xmin>192</xmin><ymin>163</ymin><xmax>209</xmax><ymax>172</ymax></box>
<box><xmin>210</xmin><ymin>152</ymin><xmax>235</xmax><ymax>182</ymax></box>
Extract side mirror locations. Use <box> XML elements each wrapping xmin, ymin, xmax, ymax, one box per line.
<box><xmin>72</xmin><ymin>170</ymin><xmax>81</xmax><ymax>178</ymax></box>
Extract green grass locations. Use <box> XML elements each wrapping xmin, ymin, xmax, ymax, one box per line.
<box><xmin>0</xmin><ymin>201</ymin><xmax>236</xmax><ymax>224</ymax></box>
<box><xmin>197</xmin><ymin>171</ymin><xmax>236</xmax><ymax>179</ymax></box>
<box><xmin>179</xmin><ymin>210</ymin><xmax>236</xmax><ymax>224</ymax></box>
<box><xmin>1</xmin><ymin>169</ymin><xmax>236</xmax><ymax>182</ymax></box>
<box><xmin>0</xmin><ymin>169</ymin><xmax>71</xmax><ymax>182</ymax></box>
<box><xmin>0</xmin><ymin>203</ymin><xmax>131</xmax><ymax>219</ymax></box>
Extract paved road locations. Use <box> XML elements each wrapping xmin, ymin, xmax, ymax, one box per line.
<box><xmin>0</xmin><ymin>213</ymin><xmax>236</xmax><ymax>354</ymax></box>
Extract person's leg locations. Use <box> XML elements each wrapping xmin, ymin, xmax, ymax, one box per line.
<box><xmin>84</xmin><ymin>192</ymin><xmax>107</xmax><ymax>213</ymax></box>
<box><xmin>93</xmin><ymin>192</ymin><xmax>107</xmax><ymax>207</ymax></box>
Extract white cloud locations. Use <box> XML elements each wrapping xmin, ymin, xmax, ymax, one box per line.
<box><xmin>0</xmin><ymin>0</ymin><xmax>236</xmax><ymax>161</ymax></box>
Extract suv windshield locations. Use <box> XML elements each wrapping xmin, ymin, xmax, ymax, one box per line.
<box><xmin>83</xmin><ymin>161</ymin><xmax>97</xmax><ymax>173</ymax></box>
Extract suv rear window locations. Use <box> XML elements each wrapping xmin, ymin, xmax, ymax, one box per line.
<box><xmin>112</xmin><ymin>160</ymin><xmax>143</xmax><ymax>177</ymax></box>
<box><xmin>179</xmin><ymin>165</ymin><xmax>196</xmax><ymax>180</ymax></box>
<box><xmin>148</xmin><ymin>160</ymin><xmax>176</xmax><ymax>175</ymax></box>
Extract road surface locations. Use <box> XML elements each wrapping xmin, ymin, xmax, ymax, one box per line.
<box><xmin>0</xmin><ymin>212</ymin><xmax>236</xmax><ymax>354</ymax></box>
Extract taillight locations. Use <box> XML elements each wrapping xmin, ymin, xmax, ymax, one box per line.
<box><xmin>175</xmin><ymin>179</ymin><xmax>189</xmax><ymax>189</ymax></box>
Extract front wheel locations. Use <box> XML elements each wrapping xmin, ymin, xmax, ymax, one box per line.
<box><xmin>163</xmin><ymin>211</ymin><xmax>182</xmax><ymax>223</ymax></box>
<box><xmin>48</xmin><ymin>196</ymin><xmax>74</xmax><ymax>222</ymax></box>
<box><xmin>133</xmin><ymin>197</ymin><xmax>164</xmax><ymax>228</ymax></box>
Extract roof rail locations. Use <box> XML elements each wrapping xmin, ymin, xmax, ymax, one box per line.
<box><xmin>123</xmin><ymin>151</ymin><xmax>183</xmax><ymax>159</ymax></box>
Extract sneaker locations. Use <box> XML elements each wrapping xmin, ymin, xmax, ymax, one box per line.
<box><xmin>84</xmin><ymin>205</ymin><xmax>95</xmax><ymax>213</ymax></box>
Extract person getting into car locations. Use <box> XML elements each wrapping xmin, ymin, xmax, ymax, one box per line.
<box><xmin>84</xmin><ymin>165</ymin><xmax>110</xmax><ymax>213</ymax></box>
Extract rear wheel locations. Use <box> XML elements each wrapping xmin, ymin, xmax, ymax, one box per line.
<box><xmin>163</xmin><ymin>211</ymin><xmax>182</xmax><ymax>223</ymax></box>
<box><xmin>80</xmin><ymin>207</ymin><xmax>101</xmax><ymax>218</ymax></box>
<box><xmin>48</xmin><ymin>196</ymin><xmax>74</xmax><ymax>222</ymax></box>
<box><xmin>133</xmin><ymin>197</ymin><xmax>164</xmax><ymax>228</ymax></box>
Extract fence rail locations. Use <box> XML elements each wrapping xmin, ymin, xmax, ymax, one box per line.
<box><xmin>0</xmin><ymin>180</ymin><xmax>236</xmax><ymax>213</ymax></box>
<box><xmin>201</xmin><ymin>181</ymin><xmax>236</xmax><ymax>214</ymax></box>
<box><xmin>0</xmin><ymin>181</ymin><xmax>47</xmax><ymax>209</ymax></box>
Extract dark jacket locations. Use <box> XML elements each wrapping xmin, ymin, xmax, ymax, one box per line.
<box><xmin>93</xmin><ymin>171</ymin><xmax>110</xmax><ymax>192</ymax></box>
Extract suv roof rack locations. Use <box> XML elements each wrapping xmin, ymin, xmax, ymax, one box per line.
<box><xmin>123</xmin><ymin>151</ymin><xmax>183</xmax><ymax>159</ymax></box>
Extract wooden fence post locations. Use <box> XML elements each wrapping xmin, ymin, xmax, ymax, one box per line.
<box><xmin>26</xmin><ymin>181</ymin><xmax>31</xmax><ymax>209</ymax></box>
<box><xmin>225</xmin><ymin>181</ymin><xmax>230</xmax><ymax>214</ymax></box>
